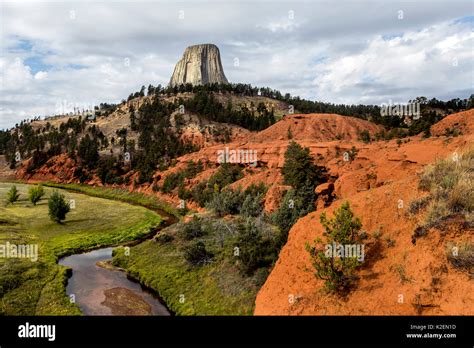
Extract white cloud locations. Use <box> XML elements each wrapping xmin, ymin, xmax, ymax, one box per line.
<box><xmin>0</xmin><ymin>1</ymin><xmax>472</xmax><ymax>129</ymax></box>
<box><xmin>34</xmin><ymin>71</ymin><xmax>48</xmax><ymax>80</ymax></box>
<box><xmin>311</xmin><ymin>20</ymin><xmax>473</xmax><ymax>104</ymax></box>
<box><xmin>0</xmin><ymin>58</ymin><xmax>33</xmax><ymax>91</ymax></box>
<box><xmin>259</xmin><ymin>12</ymin><xmax>301</xmax><ymax>33</ymax></box>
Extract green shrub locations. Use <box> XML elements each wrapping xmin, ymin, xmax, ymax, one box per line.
<box><xmin>177</xmin><ymin>181</ymin><xmax>191</xmax><ymax>200</ymax></box>
<box><xmin>423</xmin><ymin>201</ymin><xmax>451</xmax><ymax>228</ymax></box>
<box><xmin>183</xmin><ymin>160</ymin><xmax>204</xmax><ymax>178</ymax></box>
<box><xmin>161</xmin><ymin>172</ymin><xmax>184</xmax><ymax>193</ymax></box>
<box><xmin>189</xmin><ymin>164</ymin><xmax>244</xmax><ymax>208</ymax></box>
<box><xmin>252</xmin><ymin>267</ymin><xmax>271</xmax><ymax>287</ymax></box>
<box><xmin>6</xmin><ymin>185</ymin><xmax>20</xmax><ymax>205</ymax></box>
<box><xmin>28</xmin><ymin>184</ymin><xmax>45</xmax><ymax>206</ymax></box>
<box><xmin>96</xmin><ymin>156</ymin><xmax>123</xmax><ymax>185</ymax></box>
<box><xmin>206</xmin><ymin>188</ymin><xmax>243</xmax><ymax>217</ymax></box>
<box><xmin>235</xmin><ymin>218</ymin><xmax>277</xmax><ymax>275</ymax></box>
<box><xmin>241</xmin><ymin>193</ymin><xmax>264</xmax><ymax>217</ymax></box>
<box><xmin>190</xmin><ymin>181</ymin><xmax>213</xmax><ymax>207</ymax></box>
<box><xmin>306</xmin><ymin>202</ymin><xmax>363</xmax><ymax>293</ymax></box>
<box><xmin>358</xmin><ymin>130</ymin><xmax>371</xmax><ymax>143</ymax></box>
<box><xmin>272</xmin><ymin>182</ymin><xmax>316</xmax><ymax>248</ymax></box>
<box><xmin>208</xmin><ymin>163</ymin><xmax>243</xmax><ymax>189</ymax></box>
<box><xmin>272</xmin><ymin>190</ymin><xmax>302</xmax><ymax>245</ymax></box>
<box><xmin>205</xmin><ymin>183</ymin><xmax>267</xmax><ymax>217</ymax></box>
<box><xmin>73</xmin><ymin>166</ymin><xmax>91</xmax><ymax>183</ymax></box>
<box><xmin>243</xmin><ymin>183</ymin><xmax>267</xmax><ymax>197</ymax></box>
<box><xmin>154</xmin><ymin>233</ymin><xmax>174</xmax><ymax>244</ymax></box>
<box><xmin>26</xmin><ymin>150</ymin><xmax>49</xmax><ymax>173</ymax></box>
<box><xmin>48</xmin><ymin>191</ymin><xmax>70</xmax><ymax>223</ymax></box>
<box><xmin>161</xmin><ymin>160</ymin><xmax>204</xmax><ymax>195</ymax></box>
<box><xmin>419</xmin><ymin>158</ymin><xmax>461</xmax><ymax>191</ymax></box>
<box><xmin>447</xmin><ymin>177</ymin><xmax>473</xmax><ymax>212</ymax></box>
<box><xmin>179</xmin><ymin>217</ymin><xmax>204</xmax><ymax>240</ymax></box>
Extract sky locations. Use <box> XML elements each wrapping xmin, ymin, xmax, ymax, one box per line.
<box><xmin>0</xmin><ymin>0</ymin><xmax>473</xmax><ymax>129</ymax></box>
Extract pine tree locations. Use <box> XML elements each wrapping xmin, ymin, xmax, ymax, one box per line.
<box><xmin>28</xmin><ymin>184</ymin><xmax>44</xmax><ymax>206</ymax></box>
<box><xmin>281</xmin><ymin>141</ymin><xmax>321</xmax><ymax>191</ymax></box>
<box><xmin>306</xmin><ymin>202</ymin><xmax>363</xmax><ymax>293</ymax></box>
<box><xmin>78</xmin><ymin>134</ymin><xmax>99</xmax><ymax>168</ymax></box>
<box><xmin>48</xmin><ymin>191</ymin><xmax>70</xmax><ymax>223</ymax></box>
<box><xmin>6</xmin><ymin>185</ymin><xmax>20</xmax><ymax>205</ymax></box>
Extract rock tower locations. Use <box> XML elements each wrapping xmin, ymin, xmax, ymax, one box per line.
<box><xmin>169</xmin><ymin>44</ymin><xmax>229</xmax><ymax>86</ymax></box>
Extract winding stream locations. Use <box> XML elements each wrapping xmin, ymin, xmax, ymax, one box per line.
<box><xmin>59</xmin><ymin>247</ymin><xmax>170</xmax><ymax>316</ymax></box>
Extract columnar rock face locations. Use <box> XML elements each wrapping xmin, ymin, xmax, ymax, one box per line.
<box><xmin>169</xmin><ymin>44</ymin><xmax>229</xmax><ymax>86</ymax></box>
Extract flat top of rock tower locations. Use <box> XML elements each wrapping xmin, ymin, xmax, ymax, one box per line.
<box><xmin>184</xmin><ymin>43</ymin><xmax>219</xmax><ymax>50</ymax></box>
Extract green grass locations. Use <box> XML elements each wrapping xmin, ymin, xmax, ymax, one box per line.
<box><xmin>112</xmin><ymin>218</ymin><xmax>269</xmax><ymax>315</ymax></box>
<box><xmin>43</xmin><ymin>182</ymin><xmax>180</xmax><ymax>220</ymax></box>
<box><xmin>0</xmin><ymin>182</ymin><xmax>163</xmax><ymax>315</ymax></box>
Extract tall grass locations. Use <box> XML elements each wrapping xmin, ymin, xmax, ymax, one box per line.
<box><xmin>416</xmin><ymin>147</ymin><xmax>474</xmax><ymax>229</ymax></box>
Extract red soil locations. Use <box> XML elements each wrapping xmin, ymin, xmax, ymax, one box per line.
<box><xmin>254</xmin><ymin>110</ymin><xmax>474</xmax><ymax>315</ymax></box>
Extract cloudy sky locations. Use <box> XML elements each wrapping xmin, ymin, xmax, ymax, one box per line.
<box><xmin>0</xmin><ymin>0</ymin><xmax>472</xmax><ymax>129</ymax></box>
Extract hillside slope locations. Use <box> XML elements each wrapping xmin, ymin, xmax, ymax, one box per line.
<box><xmin>17</xmin><ymin>111</ymin><xmax>472</xmax><ymax>214</ymax></box>
<box><xmin>254</xmin><ymin>110</ymin><xmax>474</xmax><ymax>315</ymax></box>
<box><xmin>253</xmin><ymin>113</ymin><xmax>383</xmax><ymax>142</ymax></box>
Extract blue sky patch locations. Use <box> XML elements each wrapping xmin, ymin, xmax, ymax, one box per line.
<box><xmin>382</xmin><ymin>33</ymin><xmax>403</xmax><ymax>41</ymax></box>
<box><xmin>24</xmin><ymin>56</ymin><xmax>53</xmax><ymax>75</ymax></box>
<box><xmin>453</xmin><ymin>15</ymin><xmax>474</xmax><ymax>25</ymax></box>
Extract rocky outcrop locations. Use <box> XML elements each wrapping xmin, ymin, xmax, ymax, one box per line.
<box><xmin>169</xmin><ymin>44</ymin><xmax>228</xmax><ymax>86</ymax></box>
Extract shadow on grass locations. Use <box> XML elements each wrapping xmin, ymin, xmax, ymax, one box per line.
<box><xmin>62</xmin><ymin>218</ymin><xmax>91</xmax><ymax>224</ymax></box>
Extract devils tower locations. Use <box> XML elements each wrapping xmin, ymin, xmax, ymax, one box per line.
<box><xmin>169</xmin><ymin>44</ymin><xmax>229</xmax><ymax>86</ymax></box>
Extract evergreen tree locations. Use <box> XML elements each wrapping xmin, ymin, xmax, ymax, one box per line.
<box><xmin>306</xmin><ymin>202</ymin><xmax>363</xmax><ymax>293</ymax></box>
<box><xmin>28</xmin><ymin>184</ymin><xmax>44</xmax><ymax>206</ymax></box>
<box><xmin>6</xmin><ymin>185</ymin><xmax>20</xmax><ymax>205</ymax></box>
<box><xmin>273</xmin><ymin>141</ymin><xmax>324</xmax><ymax>247</ymax></box>
<box><xmin>281</xmin><ymin>141</ymin><xmax>322</xmax><ymax>191</ymax></box>
<box><xmin>78</xmin><ymin>134</ymin><xmax>99</xmax><ymax>168</ymax></box>
<box><xmin>48</xmin><ymin>191</ymin><xmax>70</xmax><ymax>223</ymax></box>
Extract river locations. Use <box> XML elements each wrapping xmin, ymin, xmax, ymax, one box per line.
<box><xmin>59</xmin><ymin>247</ymin><xmax>170</xmax><ymax>316</ymax></box>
